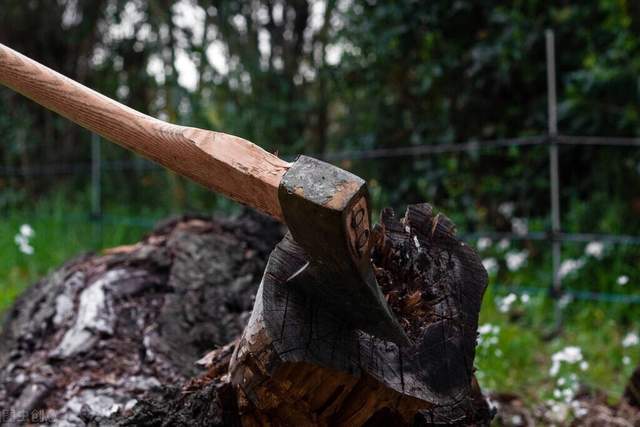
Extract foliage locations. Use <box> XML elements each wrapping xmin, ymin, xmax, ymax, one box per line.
<box><xmin>1</xmin><ymin>1</ymin><xmax>639</xmax><ymax>219</ymax></box>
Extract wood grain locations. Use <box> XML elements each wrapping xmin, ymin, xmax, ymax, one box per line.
<box><xmin>229</xmin><ymin>204</ymin><xmax>491</xmax><ymax>426</ymax></box>
<box><xmin>0</xmin><ymin>43</ymin><xmax>289</xmax><ymax>220</ymax></box>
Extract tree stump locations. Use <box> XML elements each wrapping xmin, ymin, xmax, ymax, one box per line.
<box><xmin>230</xmin><ymin>204</ymin><xmax>490</xmax><ymax>426</ymax></box>
<box><xmin>0</xmin><ymin>205</ymin><xmax>492</xmax><ymax>426</ymax></box>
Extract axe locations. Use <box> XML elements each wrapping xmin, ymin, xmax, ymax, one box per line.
<box><xmin>0</xmin><ymin>43</ymin><xmax>410</xmax><ymax>346</ymax></box>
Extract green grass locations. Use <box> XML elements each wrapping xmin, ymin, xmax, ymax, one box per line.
<box><xmin>0</xmin><ymin>194</ymin><xmax>159</xmax><ymax>311</ymax></box>
<box><xmin>476</xmin><ymin>287</ymin><xmax>639</xmax><ymax>403</ymax></box>
<box><xmin>474</xmin><ymin>234</ymin><xmax>640</xmax><ymax>422</ymax></box>
<box><xmin>1</xmin><ymin>191</ymin><xmax>639</xmax><ymax>422</ymax></box>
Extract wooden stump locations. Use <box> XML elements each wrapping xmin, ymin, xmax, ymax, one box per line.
<box><xmin>230</xmin><ymin>204</ymin><xmax>490</xmax><ymax>426</ymax></box>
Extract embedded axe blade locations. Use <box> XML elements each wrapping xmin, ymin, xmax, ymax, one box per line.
<box><xmin>0</xmin><ymin>43</ymin><xmax>410</xmax><ymax>346</ymax></box>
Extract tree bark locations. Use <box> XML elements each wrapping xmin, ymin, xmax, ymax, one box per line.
<box><xmin>230</xmin><ymin>204</ymin><xmax>490</xmax><ymax>426</ymax></box>
<box><xmin>0</xmin><ymin>205</ymin><xmax>492</xmax><ymax>426</ymax></box>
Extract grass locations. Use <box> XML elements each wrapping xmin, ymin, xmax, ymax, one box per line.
<box><xmin>474</xmin><ymin>235</ymin><xmax>640</xmax><ymax>422</ymax></box>
<box><xmin>0</xmin><ymin>190</ymin><xmax>164</xmax><ymax>311</ymax></box>
<box><xmin>1</xmin><ymin>190</ymin><xmax>638</xmax><ymax>423</ymax></box>
<box><xmin>477</xmin><ymin>287</ymin><xmax>639</xmax><ymax>403</ymax></box>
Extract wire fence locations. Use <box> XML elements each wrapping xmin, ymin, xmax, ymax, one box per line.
<box><xmin>1</xmin><ymin>30</ymin><xmax>639</xmax><ymax>306</ymax></box>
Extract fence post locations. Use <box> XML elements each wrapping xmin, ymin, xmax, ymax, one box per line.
<box><xmin>91</xmin><ymin>132</ymin><xmax>102</xmax><ymax>243</ymax></box>
<box><xmin>546</xmin><ymin>29</ymin><xmax>562</xmax><ymax>296</ymax></box>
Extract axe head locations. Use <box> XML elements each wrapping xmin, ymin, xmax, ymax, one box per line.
<box><xmin>278</xmin><ymin>156</ymin><xmax>410</xmax><ymax>346</ymax></box>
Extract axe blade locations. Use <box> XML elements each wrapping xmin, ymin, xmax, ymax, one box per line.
<box><xmin>279</xmin><ymin>156</ymin><xmax>410</xmax><ymax>346</ymax></box>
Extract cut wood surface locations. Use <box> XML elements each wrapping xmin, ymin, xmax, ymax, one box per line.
<box><xmin>230</xmin><ymin>204</ymin><xmax>490</xmax><ymax>426</ymax></box>
<box><xmin>0</xmin><ymin>206</ymin><xmax>494</xmax><ymax>426</ymax></box>
<box><xmin>0</xmin><ymin>43</ymin><xmax>290</xmax><ymax>220</ymax></box>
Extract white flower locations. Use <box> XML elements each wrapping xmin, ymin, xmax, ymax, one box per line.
<box><xmin>498</xmin><ymin>202</ymin><xmax>515</xmax><ymax>218</ymax></box>
<box><xmin>520</xmin><ymin>293</ymin><xmax>530</xmax><ymax>304</ymax></box>
<box><xmin>478</xmin><ymin>323</ymin><xmax>500</xmax><ymax>336</ymax></box>
<box><xmin>19</xmin><ymin>224</ymin><xmax>35</xmax><ymax>238</ymax></box>
<box><xmin>14</xmin><ymin>225</ymin><xmax>35</xmax><ymax>256</ymax></box>
<box><xmin>511</xmin><ymin>218</ymin><xmax>528</xmax><ymax>236</ymax></box>
<box><xmin>498</xmin><ymin>239</ymin><xmax>510</xmax><ymax>250</ymax></box>
<box><xmin>558</xmin><ymin>259</ymin><xmax>585</xmax><ymax>279</ymax></box>
<box><xmin>571</xmin><ymin>400</ymin><xmax>588</xmax><ymax>418</ymax></box>
<box><xmin>623</xmin><ymin>356</ymin><xmax>631</xmax><ymax>365</ymax></box>
<box><xmin>550</xmin><ymin>346</ymin><xmax>583</xmax><ymax>376</ymax></box>
<box><xmin>497</xmin><ymin>293</ymin><xmax>518</xmax><ymax>313</ymax></box>
<box><xmin>478</xmin><ymin>324</ymin><xmax>493</xmax><ymax>335</ymax></box>
<box><xmin>482</xmin><ymin>258</ymin><xmax>498</xmax><ymax>274</ymax></box>
<box><xmin>477</xmin><ymin>323</ymin><xmax>500</xmax><ymax>347</ymax></box>
<box><xmin>623</xmin><ymin>332</ymin><xmax>639</xmax><ymax>348</ymax></box>
<box><xmin>617</xmin><ymin>275</ymin><xmax>629</xmax><ymax>286</ymax></box>
<box><xmin>562</xmin><ymin>387</ymin><xmax>575</xmax><ymax>402</ymax></box>
<box><xmin>19</xmin><ymin>244</ymin><xmax>34</xmax><ymax>255</ymax></box>
<box><xmin>506</xmin><ymin>250</ymin><xmax>528</xmax><ymax>271</ymax></box>
<box><xmin>14</xmin><ymin>234</ymin><xmax>27</xmax><ymax>246</ymax></box>
<box><xmin>579</xmin><ymin>361</ymin><xmax>589</xmax><ymax>371</ymax></box>
<box><xmin>477</xmin><ymin>237</ymin><xmax>492</xmax><ymax>251</ymax></box>
<box><xmin>585</xmin><ymin>241</ymin><xmax>604</xmax><ymax>259</ymax></box>
<box><xmin>547</xmin><ymin>402</ymin><xmax>569</xmax><ymax>423</ymax></box>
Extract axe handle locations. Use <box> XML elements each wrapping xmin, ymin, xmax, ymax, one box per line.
<box><xmin>0</xmin><ymin>43</ymin><xmax>289</xmax><ymax>220</ymax></box>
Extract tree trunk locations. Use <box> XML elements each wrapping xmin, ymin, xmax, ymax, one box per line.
<box><xmin>0</xmin><ymin>205</ymin><xmax>492</xmax><ymax>426</ymax></box>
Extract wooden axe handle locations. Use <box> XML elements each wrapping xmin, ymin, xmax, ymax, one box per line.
<box><xmin>0</xmin><ymin>43</ymin><xmax>289</xmax><ymax>220</ymax></box>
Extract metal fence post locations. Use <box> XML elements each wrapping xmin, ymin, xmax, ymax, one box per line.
<box><xmin>91</xmin><ymin>132</ymin><xmax>102</xmax><ymax>243</ymax></box>
<box><xmin>546</xmin><ymin>29</ymin><xmax>562</xmax><ymax>296</ymax></box>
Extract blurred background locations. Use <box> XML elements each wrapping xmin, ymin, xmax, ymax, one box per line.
<box><xmin>1</xmin><ymin>0</ymin><xmax>639</xmax><ymax>421</ymax></box>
